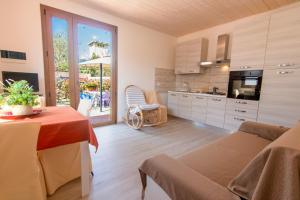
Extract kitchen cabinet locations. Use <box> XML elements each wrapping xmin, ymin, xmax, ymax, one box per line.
<box><xmin>224</xmin><ymin>99</ymin><xmax>258</xmax><ymax>130</ymax></box>
<box><xmin>264</xmin><ymin>6</ymin><xmax>300</xmax><ymax>69</ymax></box>
<box><xmin>177</xmin><ymin>93</ymin><xmax>192</xmax><ymax>119</ymax></box>
<box><xmin>230</xmin><ymin>15</ymin><xmax>269</xmax><ymax>71</ymax></box>
<box><xmin>167</xmin><ymin>92</ymin><xmax>178</xmax><ymax>116</ymax></box>
<box><xmin>258</xmin><ymin>68</ymin><xmax>300</xmax><ymax>127</ymax></box>
<box><xmin>191</xmin><ymin>95</ymin><xmax>207</xmax><ymax>123</ymax></box>
<box><xmin>206</xmin><ymin>97</ymin><xmax>226</xmax><ymax>128</ymax></box>
<box><xmin>175</xmin><ymin>38</ymin><xmax>208</xmax><ymax>74</ymax></box>
<box><xmin>167</xmin><ymin>92</ymin><xmax>226</xmax><ymax>128</ymax></box>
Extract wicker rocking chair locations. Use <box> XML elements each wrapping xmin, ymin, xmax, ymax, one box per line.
<box><xmin>125</xmin><ymin>85</ymin><xmax>162</xmax><ymax>129</ymax></box>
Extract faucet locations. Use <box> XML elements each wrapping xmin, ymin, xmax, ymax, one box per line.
<box><xmin>213</xmin><ymin>87</ymin><xmax>219</xmax><ymax>94</ymax></box>
<box><xmin>183</xmin><ymin>82</ymin><xmax>190</xmax><ymax>92</ymax></box>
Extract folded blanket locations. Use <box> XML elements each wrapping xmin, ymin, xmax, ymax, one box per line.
<box><xmin>239</xmin><ymin>121</ymin><xmax>289</xmax><ymax>141</ymax></box>
<box><xmin>228</xmin><ymin>122</ymin><xmax>300</xmax><ymax>200</ymax></box>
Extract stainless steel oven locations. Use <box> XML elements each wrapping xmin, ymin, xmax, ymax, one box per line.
<box><xmin>227</xmin><ymin>70</ymin><xmax>263</xmax><ymax>101</ymax></box>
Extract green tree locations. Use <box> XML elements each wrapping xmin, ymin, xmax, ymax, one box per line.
<box><xmin>53</xmin><ymin>33</ymin><xmax>68</xmax><ymax>72</ymax></box>
<box><xmin>92</xmin><ymin>41</ymin><xmax>109</xmax><ymax>48</ymax></box>
<box><xmin>91</xmin><ymin>52</ymin><xmax>99</xmax><ymax>60</ymax></box>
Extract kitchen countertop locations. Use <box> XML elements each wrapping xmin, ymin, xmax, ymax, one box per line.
<box><xmin>168</xmin><ymin>91</ymin><xmax>227</xmax><ymax>98</ymax></box>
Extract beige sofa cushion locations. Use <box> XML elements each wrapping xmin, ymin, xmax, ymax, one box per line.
<box><xmin>179</xmin><ymin>132</ymin><xmax>271</xmax><ymax>187</ymax></box>
<box><xmin>239</xmin><ymin>121</ymin><xmax>289</xmax><ymax>141</ymax></box>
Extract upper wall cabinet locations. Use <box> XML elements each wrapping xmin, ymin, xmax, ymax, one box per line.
<box><xmin>230</xmin><ymin>16</ymin><xmax>270</xmax><ymax>71</ymax></box>
<box><xmin>264</xmin><ymin>6</ymin><xmax>300</xmax><ymax>69</ymax></box>
<box><xmin>175</xmin><ymin>38</ymin><xmax>208</xmax><ymax>74</ymax></box>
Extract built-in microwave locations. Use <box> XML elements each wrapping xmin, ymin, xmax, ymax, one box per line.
<box><xmin>227</xmin><ymin>70</ymin><xmax>263</xmax><ymax>101</ymax></box>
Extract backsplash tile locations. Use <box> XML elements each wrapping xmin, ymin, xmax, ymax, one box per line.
<box><xmin>175</xmin><ymin>66</ymin><xmax>229</xmax><ymax>93</ymax></box>
<box><xmin>155</xmin><ymin>68</ymin><xmax>176</xmax><ymax>92</ymax></box>
<box><xmin>155</xmin><ymin>66</ymin><xmax>229</xmax><ymax>94</ymax></box>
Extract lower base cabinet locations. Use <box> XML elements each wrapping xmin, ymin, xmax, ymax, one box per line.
<box><xmin>224</xmin><ymin>114</ymin><xmax>256</xmax><ymax>130</ymax></box>
<box><xmin>224</xmin><ymin>99</ymin><xmax>259</xmax><ymax>130</ymax></box>
<box><xmin>168</xmin><ymin>82</ymin><xmax>299</xmax><ymax>130</ymax></box>
<box><xmin>177</xmin><ymin>93</ymin><xmax>192</xmax><ymax>120</ymax></box>
<box><xmin>191</xmin><ymin>95</ymin><xmax>207</xmax><ymax>123</ymax></box>
<box><xmin>205</xmin><ymin>97</ymin><xmax>226</xmax><ymax>128</ymax></box>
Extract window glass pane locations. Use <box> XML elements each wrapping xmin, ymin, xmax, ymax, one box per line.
<box><xmin>51</xmin><ymin>17</ymin><xmax>70</xmax><ymax>106</ymax></box>
<box><xmin>77</xmin><ymin>23</ymin><xmax>112</xmax><ymax>120</ymax></box>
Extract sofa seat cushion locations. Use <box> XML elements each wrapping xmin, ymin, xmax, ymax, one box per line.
<box><xmin>179</xmin><ymin>132</ymin><xmax>271</xmax><ymax>187</ymax></box>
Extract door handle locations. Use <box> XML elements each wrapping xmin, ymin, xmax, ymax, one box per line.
<box><xmin>277</xmin><ymin>70</ymin><xmax>293</xmax><ymax>75</ymax></box>
<box><xmin>235</xmin><ymin>109</ymin><xmax>246</xmax><ymax>113</ymax></box>
<box><xmin>277</xmin><ymin>63</ymin><xmax>295</xmax><ymax>67</ymax></box>
<box><xmin>235</xmin><ymin>100</ymin><xmax>247</xmax><ymax>104</ymax></box>
<box><xmin>234</xmin><ymin>117</ymin><xmax>245</xmax><ymax>122</ymax></box>
<box><xmin>240</xmin><ymin>66</ymin><xmax>251</xmax><ymax>69</ymax></box>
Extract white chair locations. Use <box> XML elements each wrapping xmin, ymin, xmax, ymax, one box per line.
<box><xmin>77</xmin><ymin>98</ymin><xmax>94</xmax><ymax>117</ymax></box>
<box><xmin>37</xmin><ymin>96</ymin><xmax>46</xmax><ymax>108</ymax></box>
<box><xmin>0</xmin><ymin>122</ymin><xmax>47</xmax><ymax>200</ymax></box>
<box><xmin>125</xmin><ymin>85</ymin><xmax>161</xmax><ymax>129</ymax></box>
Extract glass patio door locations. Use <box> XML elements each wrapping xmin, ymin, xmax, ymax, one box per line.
<box><xmin>41</xmin><ymin>5</ymin><xmax>117</xmax><ymax>126</ymax></box>
<box><xmin>74</xmin><ymin>18</ymin><xmax>116</xmax><ymax>125</ymax></box>
<box><xmin>42</xmin><ymin>8</ymin><xmax>76</xmax><ymax>108</ymax></box>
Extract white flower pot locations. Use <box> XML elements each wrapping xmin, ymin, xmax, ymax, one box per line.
<box><xmin>11</xmin><ymin>105</ymin><xmax>33</xmax><ymax>116</ymax></box>
<box><xmin>1</xmin><ymin>105</ymin><xmax>12</xmax><ymax>112</ymax></box>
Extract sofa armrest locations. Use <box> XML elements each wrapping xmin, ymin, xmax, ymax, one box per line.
<box><xmin>239</xmin><ymin>121</ymin><xmax>289</xmax><ymax>141</ymax></box>
<box><xmin>139</xmin><ymin>154</ymin><xmax>239</xmax><ymax>200</ymax></box>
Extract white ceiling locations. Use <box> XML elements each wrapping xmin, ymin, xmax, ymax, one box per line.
<box><xmin>72</xmin><ymin>0</ymin><xmax>298</xmax><ymax>36</ymax></box>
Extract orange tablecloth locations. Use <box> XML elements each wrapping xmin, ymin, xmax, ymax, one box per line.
<box><xmin>24</xmin><ymin>106</ymin><xmax>98</xmax><ymax>151</ymax></box>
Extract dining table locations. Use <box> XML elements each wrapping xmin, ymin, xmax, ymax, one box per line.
<box><xmin>0</xmin><ymin>106</ymin><xmax>99</xmax><ymax>197</ymax></box>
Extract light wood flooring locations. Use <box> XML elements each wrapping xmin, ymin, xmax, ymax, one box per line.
<box><xmin>49</xmin><ymin>117</ymin><xmax>229</xmax><ymax>200</ymax></box>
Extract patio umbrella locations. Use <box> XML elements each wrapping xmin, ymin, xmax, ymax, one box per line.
<box><xmin>79</xmin><ymin>57</ymin><xmax>111</xmax><ymax>66</ymax></box>
<box><xmin>79</xmin><ymin>56</ymin><xmax>111</xmax><ymax>112</ymax></box>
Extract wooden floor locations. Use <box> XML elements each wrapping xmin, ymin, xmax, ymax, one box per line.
<box><xmin>49</xmin><ymin>117</ymin><xmax>229</xmax><ymax>200</ymax></box>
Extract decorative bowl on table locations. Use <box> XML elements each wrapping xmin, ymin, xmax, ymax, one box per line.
<box><xmin>0</xmin><ymin>108</ymin><xmax>44</xmax><ymax>119</ymax></box>
<box><xmin>11</xmin><ymin>105</ymin><xmax>33</xmax><ymax>116</ymax></box>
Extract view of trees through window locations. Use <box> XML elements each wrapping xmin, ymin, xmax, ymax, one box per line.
<box><xmin>52</xmin><ymin>17</ymin><xmax>112</xmax><ymax>116</ymax></box>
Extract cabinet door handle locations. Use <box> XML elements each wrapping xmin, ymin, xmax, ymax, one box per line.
<box><xmin>235</xmin><ymin>109</ymin><xmax>246</xmax><ymax>113</ymax></box>
<box><xmin>240</xmin><ymin>66</ymin><xmax>251</xmax><ymax>69</ymax></box>
<box><xmin>212</xmin><ymin>98</ymin><xmax>221</xmax><ymax>102</ymax></box>
<box><xmin>277</xmin><ymin>63</ymin><xmax>295</xmax><ymax>67</ymax></box>
<box><xmin>183</xmin><ymin>95</ymin><xmax>189</xmax><ymax>98</ymax></box>
<box><xmin>235</xmin><ymin>100</ymin><xmax>247</xmax><ymax>104</ymax></box>
<box><xmin>196</xmin><ymin>97</ymin><xmax>204</xmax><ymax>99</ymax></box>
<box><xmin>277</xmin><ymin>70</ymin><xmax>293</xmax><ymax>75</ymax></box>
<box><xmin>234</xmin><ymin>117</ymin><xmax>245</xmax><ymax>122</ymax></box>
<box><xmin>170</xmin><ymin>94</ymin><xmax>176</xmax><ymax>96</ymax></box>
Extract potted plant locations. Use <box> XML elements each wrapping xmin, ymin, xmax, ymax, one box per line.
<box><xmin>0</xmin><ymin>80</ymin><xmax>38</xmax><ymax>115</ymax></box>
<box><xmin>84</xmin><ymin>81</ymin><xmax>98</xmax><ymax>91</ymax></box>
<box><xmin>0</xmin><ymin>94</ymin><xmax>4</xmax><ymax>106</ymax></box>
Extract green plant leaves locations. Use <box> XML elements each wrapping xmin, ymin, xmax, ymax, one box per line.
<box><xmin>0</xmin><ymin>80</ymin><xmax>38</xmax><ymax>106</ymax></box>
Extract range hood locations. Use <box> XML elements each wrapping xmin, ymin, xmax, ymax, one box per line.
<box><xmin>200</xmin><ymin>34</ymin><xmax>230</xmax><ymax>67</ymax></box>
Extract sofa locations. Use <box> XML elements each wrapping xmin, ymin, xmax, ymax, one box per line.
<box><xmin>139</xmin><ymin>121</ymin><xmax>300</xmax><ymax>200</ymax></box>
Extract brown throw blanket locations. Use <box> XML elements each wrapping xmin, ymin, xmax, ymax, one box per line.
<box><xmin>228</xmin><ymin>123</ymin><xmax>300</xmax><ymax>200</ymax></box>
<box><xmin>139</xmin><ymin>154</ymin><xmax>239</xmax><ymax>200</ymax></box>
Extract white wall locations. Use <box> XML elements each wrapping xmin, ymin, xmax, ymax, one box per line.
<box><xmin>0</xmin><ymin>0</ymin><xmax>176</xmax><ymax>121</ymax></box>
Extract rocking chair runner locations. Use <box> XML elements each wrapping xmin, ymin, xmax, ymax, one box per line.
<box><xmin>125</xmin><ymin>85</ymin><xmax>164</xmax><ymax>129</ymax></box>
